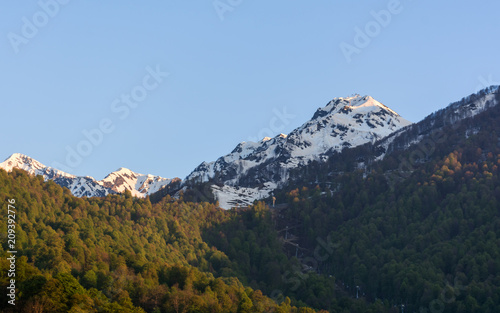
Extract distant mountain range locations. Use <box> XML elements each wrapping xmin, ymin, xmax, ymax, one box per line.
<box><xmin>0</xmin><ymin>153</ymin><xmax>177</xmax><ymax>198</ymax></box>
<box><xmin>2</xmin><ymin>87</ymin><xmax>498</xmax><ymax>208</ymax></box>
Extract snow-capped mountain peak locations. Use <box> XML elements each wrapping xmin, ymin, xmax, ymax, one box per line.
<box><xmin>313</xmin><ymin>95</ymin><xmax>401</xmax><ymax>120</ymax></box>
<box><xmin>0</xmin><ymin>153</ymin><xmax>112</xmax><ymax>197</ymax></box>
<box><xmin>0</xmin><ymin>153</ymin><xmax>74</xmax><ymax>179</ymax></box>
<box><xmin>100</xmin><ymin>167</ymin><xmax>174</xmax><ymax>197</ymax></box>
<box><xmin>292</xmin><ymin>95</ymin><xmax>411</xmax><ymax>157</ymax></box>
<box><xmin>186</xmin><ymin>94</ymin><xmax>412</xmax><ymax>209</ymax></box>
<box><xmin>0</xmin><ymin>154</ymin><xmax>175</xmax><ymax>199</ymax></box>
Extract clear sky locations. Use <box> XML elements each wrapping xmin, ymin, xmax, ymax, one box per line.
<box><xmin>1</xmin><ymin>1</ymin><xmax>499</xmax><ymax>180</ymax></box>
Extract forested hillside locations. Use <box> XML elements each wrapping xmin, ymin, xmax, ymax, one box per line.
<box><xmin>271</xmin><ymin>90</ymin><xmax>500</xmax><ymax>312</ymax></box>
<box><xmin>0</xmin><ymin>169</ymin><xmax>326</xmax><ymax>312</ymax></box>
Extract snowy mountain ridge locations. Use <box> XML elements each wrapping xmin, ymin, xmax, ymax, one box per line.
<box><xmin>1</xmin><ymin>94</ymin><xmax>410</xmax><ymax>208</ymax></box>
<box><xmin>5</xmin><ymin>88</ymin><xmax>497</xmax><ymax>209</ymax></box>
<box><xmin>373</xmin><ymin>85</ymin><xmax>500</xmax><ymax>161</ymax></box>
<box><xmin>100</xmin><ymin>167</ymin><xmax>175</xmax><ymax>198</ymax></box>
<box><xmin>0</xmin><ymin>153</ymin><xmax>175</xmax><ymax>198</ymax></box>
<box><xmin>185</xmin><ymin>94</ymin><xmax>412</xmax><ymax>208</ymax></box>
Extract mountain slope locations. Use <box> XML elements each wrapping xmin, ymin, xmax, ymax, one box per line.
<box><xmin>0</xmin><ymin>153</ymin><xmax>175</xmax><ymax>198</ymax></box>
<box><xmin>185</xmin><ymin>95</ymin><xmax>411</xmax><ymax>208</ymax></box>
<box><xmin>282</xmin><ymin>86</ymin><xmax>500</xmax><ymax>189</ymax></box>
<box><xmin>374</xmin><ymin>85</ymin><xmax>500</xmax><ymax>161</ymax></box>
<box><xmin>270</xmin><ymin>88</ymin><xmax>500</xmax><ymax>312</ymax></box>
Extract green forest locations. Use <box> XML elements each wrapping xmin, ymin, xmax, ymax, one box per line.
<box><xmin>0</xmin><ymin>169</ymin><xmax>328</xmax><ymax>312</ymax></box>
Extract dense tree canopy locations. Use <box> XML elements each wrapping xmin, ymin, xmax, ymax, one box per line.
<box><xmin>0</xmin><ymin>169</ymin><xmax>325</xmax><ymax>312</ymax></box>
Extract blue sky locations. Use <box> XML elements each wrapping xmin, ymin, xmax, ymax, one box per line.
<box><xmin>1</xmin><ymin>1</ymin><xmax>499</xmax><ymax>179</ymax></box>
